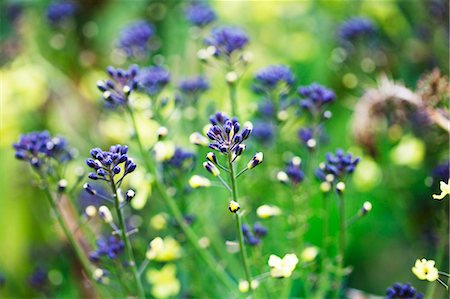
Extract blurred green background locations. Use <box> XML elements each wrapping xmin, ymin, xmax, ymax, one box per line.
<box><xmin>1</xmin><ymin>0</ymin><xmax>449</xmax><ymax>298</ymax></box>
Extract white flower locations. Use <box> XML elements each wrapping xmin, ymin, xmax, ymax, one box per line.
<box><xmin>268</xmin><ymin>253</ymin><xmax>299</xmax><ymax>278</ymax></box>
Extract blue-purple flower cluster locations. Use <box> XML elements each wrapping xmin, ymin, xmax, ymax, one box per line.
<box><xmin>13</xmin><ymin>131</ymin><xmax>73</xmax><ymax>169</ymax></box>
<box><xmin>178</xmin><ymin>76</ymin><xmax>209</xmax><ymax>96</ymax></box>
<box><xmin>207</xmin><ymin>112</ymin><xmax>252</xmax><ymax>155</ymax></box>
<box><xmin>385</xmin><ymin>282</ymin><xmax>423</xmax><ymax>299</ymax></box>
<box><xmin>316</xmin><ymin>149</ymin><xmax>360</xmax><ymax>182</ymax></box>
<box><xmin>284</xmin><ymin>158</ymin><xmax>304</xmax><ymax>185</ymax></box>
<box><xmin>338</xmin><ymin>17</ymin><xmax>375</xmax><ymax>42</ymax></box>
<box><xmin>28</xmin><ymin>267</ymin><xmax>48</xmax><ymax>290</ymax></box>
<box><xmin>89</xmin><ymin>235</ymin><xmax>125</xmax><ymax>261</ymax></box>
<box><xmin>46</xmin><ymin>2</ymin><xmax>76</xmax><ymax>26</ymax></box>
<box><xmin>118</xmin><ymin>20</ymin><xmax>154</xmax><ymax>58</ymax></box>
<box><xmin>242</xmin><ymin>222</ymin><xmax>267</xmax><ymax>246</ymax></box>
<box><xmin>205</xmin><ymin>26</ymin><xmax>249</xmax><ymax>57</ymax></box>
<box><xmin>298</xmin><ymin>83</ymin><xmax>336</xmax><ymax>116</ymax></box>
<box><xmin>185</xmin><ymin>3</ymin><xmax>216</xmax><ymax>27</ymax></box>
<box><xmin>97</xmin><ymin>65</ymin><xmax>139</xmax><ymax>106</ymax></box>
<box><xmin>86</xmin><ymin>145</ymin><xmax>136</xmax><ymax>183</ymax></box>
<box><xmin>137</xmin><ymin>66</ymin><xmax>170</xmax><ymax>96</ymax></box>
<box><xmin>165</xmin><ymin>148</ymin><xmax>195</xmax><ymax>170</ymax></box>
<box><xmin>253</xmin><ymin>65</ymin><xmax>294</xmax><ymax>94</ymax></box>
<box><xmin>252</xmin><ymin>121</ymin><xmax>275</xmax><ymax>145</ymax></box>
<box><xmin>432</xmin><ymin>160</ymin><xmax>450</xmax><ymax>182</ymax></box>
<box><xmin>298</xmin><ymin>128</ymin><xmax>314</xmax><ymax>148</ymax></box>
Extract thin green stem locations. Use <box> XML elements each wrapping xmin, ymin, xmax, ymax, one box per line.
<box><xmin>235</xmin><ymin>167</ymin><xmax>249</xmax><ymax>179</ymax></box>
<box><xmin>217</xmin><ymin>175</ymin><xmax>232</xmax><ymax>193</ymax></box>
<box><xmin>228</xmin><ymin>155</ymin><xmax>254</xmax><ymax>298</ymax></box>
<box><xmin>154</xmin><ymin>181</ymin><xmax>237</xmax><ymax>292</ymax></box>
<box><xmin>42</xmin><ymin>187</ymin><xmax>93</xmax><ymax>277</ymax></box>
<box><xmin>138</xmin><ymin>259</ymin><xmax>150</xmax><ymax>277</ymax></box>
<box><xmin>126</xmin><ymin>107</ymin><xmax>237</xmax><ymax>294</ymax></box>
<box><xmin>337</xmin><ymin>192</ymin><xmax>346</xmax><ymax>298</ymax></box>
<box><xmin>322</xmin><ymin>193</ymin><xmax>330</xmax><ymax>252</ymax></box>
<box><xmin>110</xmin><ymin>178</ymin><xmax>145</xmax><ymax>299</ymax></box>
<box><xmin>126</xmin><ymin>106</ymin><xmax>155</xmax><ymax>174</ymax></box>
<box><xmin>425</xmin><ymin>207</ymin><xmax>449</xmax><ymax>298</ymax></box>
<box><xmin>439</xmin><ymin>272</ymin><xmax>450</xmax><ymax>277</ymax></box>
<box><xmin>437</xmin><ymin>278</ymin><xmax>449</xmax><ymax>290</ymax></box>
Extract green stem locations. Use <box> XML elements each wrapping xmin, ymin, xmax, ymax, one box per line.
<box><xmin>337</xmin><ymin>192</ymin><xmax>346</xmax><ymax>298</ymax></box>
<box><xmin>126</xmin><ymin>106</ymin><xmax>155</xmax><ymax>174</ymax></box>
<box><xmin>228</xmin><ymin>155</ymin><xmax>254</xmax><ymax>298</ymax></box>
<box><xmin>42</xmin><ymin>187</ymin><xmax>93</xmax><ymax>277</ymax></box>
<box><xmin>138</xmin><ymin>259</ymin><xmax>150</xmax><ymax>277</ymax></box>
<box><xmin>110</xmin><ymin>178</ymin><xmax>145</xmax><ymax>299</ymax></box>
<box><xmin>425</xmin><ymin>208</ymin><xmax>449</xmax><ymax>298</ymax></box>
<box><xmin>322</xmin><ymin>193</ymin><xmax>329</xmax><ymax>253</ymax></box>
<box><xmin>154</xmin><ymin>179</ymin><xmax>237</xmax><ymax>292</ymax></box>
<box><xmin>126</xmin><ymin>107</ymin><xmax>237</xmax><ymax>294</ymax></box>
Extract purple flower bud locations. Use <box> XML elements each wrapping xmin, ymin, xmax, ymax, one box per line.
<box><xmin>88</xmin><ymin>172</ymin><xmax>98</xmax><ymax>180</ymax></box>
<box><xmin>113</xmin><ymin>166</ymin><xmax>121</xmax><ymax>174</ymax></box>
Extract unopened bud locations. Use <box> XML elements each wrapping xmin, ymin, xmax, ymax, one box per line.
<box><xmin>58</xmin><ymin>179</ymin><xmax>68</xmax><ymax>192</ymax></box>
<box><xmin>248</xmin><ymin>152</ymin><xmax>263</xmax><ymax>169</ymax></box>
<box><xmin>203</xmin><ymin>161</ymin><xmax>220</xmax><ymax>176</ymax></box>
<box><xmin>336</xmin><ymin>181</ymin><xmax>346</xmax><ymax>193</ymax></box>
<box><xmin>360</xmin><ymin>201</ymin><xmax>372</xmax><ymax>216</ymax></box>
<box><xmin>206</xmin><ymin>152</ymin><xmax>218</xmax><ymax>165</ymax></box>
<box><xmin>126</xmin><ymin>189</ymin><xmax>135</xmax><ymax>202</ymax></box>
<box><xmin>228</xmin><ymin>200</ymin><xmax>240</xmax><ymax>213</ymax></box>
<box><xmin>157</xmin><ymin>127</ymin><xmax>168</xmax><ymax>140</ymax></box>
<box><xmin>98</xmin><ymin>206</ymin><xmax>113</xmax><ymax>223</ymax></box>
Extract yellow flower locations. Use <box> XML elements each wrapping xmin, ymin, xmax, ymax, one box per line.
<box><xmin>146</xmin><ymin>264</ymin><xmax>180</xmax><ymax>299</ymax></box>
<box><xmin>412</xmin><ymin>258</ymin><xmax>439</xmax><ymax>281</ymax></box>
<box><xmin>238</xmin><ymin>279</ymin><xmax>259</xmax><ymax>293</ymax></box>
<box><xmin>146</xmin><ymin>237</ymin><xmax>181</xmax><ymax>262</ymax></box>
<box><xmin>154</xmin><ymin>141</ymin><xmax>175</xmax><ymax>162</ymax></box>
<box><xmin>300</xmin><ymin>246</ymin><xmax>319</xmax><ymax>263</ymax></box>
<box><xmin>432</xmin><ymin>179</ymin><xmax>450</xmax><ymax>200</ymax></box>
<box><xmin>268</xmin><ymin>253</ymin><xmax>299</xmax><ymax>278</ymax></box>
<box><xmin>188</xmin><ymin>175</ymin><xmax>211</xmax><ymax>189</ymax></box>
<box><xmin>256</xmin><ymin>205</ymin><xmax>281</xmax><ymax>219</ymax></box>
<box><xmin>150</xmin><ymin>214</ymin><xmax>167</xmax><ymax>231</ymax></box>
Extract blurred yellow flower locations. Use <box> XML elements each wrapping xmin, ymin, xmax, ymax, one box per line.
<box><xmin>146</xmin><ymin>264</ymin><xmax>180</xmax><ymax>299</ymax></box>
<box><xmin>154</xmin><ymin>141</ymin><xmax>176</xmax><ymax>162</ymax></box>
<box><xmin>268</xmin><ymin>253</ymin><xmax>298</xmax><ymax>278</ymax></box>
<box><xmin>412</xmin><ymin>258</ymin><xmax>439</xmax><ymax>281</ymax></box>
<box><xmin>432</xmin><ymin>179</ymin><xmax>450</xmax><ymax>200</ymax></box>
<box><xmin>256</xmin><ymin>205</ymin><xmax>281</xmax><ymax>219</ymax></box>
<box><xmin>150</xmin><ymin>214</ymin><xmax>167</xmax><ymax>231</ymax></box>
<box><xmin>390</xmin><ymin>135</ymin><xmax>425</xmax><ymax>168</ymax></box>
<box><xmin>300</xmin><ymin>246</ymin><xmax>319</xmax><ymax>263</ymax></box>
<box><xmin>128</xmin><ymin>169</ymin><xmax>152</xmax><ymax>210</ymax></box>
<box><xmin>188</xmin><ymin>175</ymin><xmax>211</xmax><ymax>189</ymax></box>
<box><xmin>238</xmin><ymin>279</ymin><xmax>259</xmax><ymax>293</ymax></box>
<box><xmin>146</xmin><ymin>237</ymin><xmax>181</xmax><ymax>262</ymax></box>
